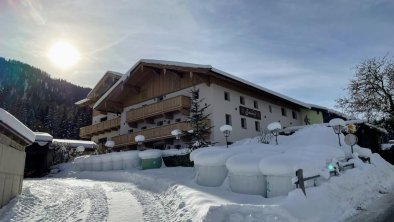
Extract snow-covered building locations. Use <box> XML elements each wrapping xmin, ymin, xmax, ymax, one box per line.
<box><xmin>77</xmin><ymin>59</ymin><xmax>318</xmax><ymax>150</ymax></box>
<box><xmin>0</xmin><ymin>108</ymin><xmax>35</xmax><ymax>208</ymax></box>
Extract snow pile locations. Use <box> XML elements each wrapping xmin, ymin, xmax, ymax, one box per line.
<box><xmin>121</xmin><ymin>151</ymin><xmax>140</xmax><ymax>169</ymax></box>
<box><xmin>34</xmin><ymin>132</ymin><xmax>53</xmax><ymax>142</ymax></box>
<box><xmin>138</xmin><ymin>150</ymin><xmax>161</xmax><ymax>159</ymax></box>
<box><xmin>161</xmin><ymin>148</ymin><xmax>190</xmax><ymax>157</ymax></box>
<box><xmin>0</xmin><ymin>108</ymin><xmax>35</xmax><ymax>143</ymax></box>
<box><xmin>382</xmin><ymin>143</ymin><xmax>394</xmax><ymax>150</ymax></box>
<box><xmin>73</xmin><ymin>151</ymin><xmax>141</xmax><ymax>171</ymax></box>
<box><xmin>226</xmin><ymin>152</ymin><xmax>279</xmax><ymax>175</ymax></box>
<box><xmin>267</xmin><ymin>121</ymin><xmax>282</xmax><ymax>131</ymax></box>
<box><xmin>52</xmin><ymin>139</ymin><xmax>97</xmax><ymax>149</ymax></box>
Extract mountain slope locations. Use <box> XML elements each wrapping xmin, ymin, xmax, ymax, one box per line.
<box><xmin>0</xmin><ymin>57</ymin><xmax>92</xmax><ymax>139</ymax></box>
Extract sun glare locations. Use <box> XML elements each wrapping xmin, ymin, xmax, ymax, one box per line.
<box><xmin>47</xmin><ymin>41</ymin><xmax>80</xmax><ymax>69</ymax></box>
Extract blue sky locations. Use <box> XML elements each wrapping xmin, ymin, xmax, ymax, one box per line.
<box><xmin>1</xmin><ymin>0</ymin><xmax>394</xmax><ymax>109</ymax></box>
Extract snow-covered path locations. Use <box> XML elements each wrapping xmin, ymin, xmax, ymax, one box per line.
<box><xmin>0</xmin><ymin>178</ymin><xmax>173</xmax><ymax>222</ymax></box>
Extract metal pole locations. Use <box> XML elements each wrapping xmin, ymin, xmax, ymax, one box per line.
<box><xmin>225</xmin><ymin>135</ymin><xmax>228</xmax><ymax>148</ymax></box>
<box><xmin>351</xmin><ymin>145</ymin><xmax>354</xmax><ymax>154</ymax></box>
<box><xmin>337</xmin><ymin>133</ymin><xmax>341</xmax><ymax>146</ymax></box>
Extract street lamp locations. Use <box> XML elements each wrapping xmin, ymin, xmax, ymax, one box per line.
<box><xmin>135</xmin><ymin>135</ymin><xmax>145</xmax><ymax>151</ymax></box>
<box><xmin>329</xmin><ymin>118</ymin><xmax>345</xmax><ymax>146</ymax></box>
<box><xmin>267</xmin><ymin>122</ymin><xmax>282</xmax><ymax>145</ymax></box>
<box><xmin>220</xmin><ymin>125</ymin><xmax>232</xmax><ymax>148</ymax></box>
<box><xmin>105</xmin><ymin>140</ymin><xmax>115</xmax><ymax>153</ymax></box>
<box><xmin>171</xmin><ymin>129</ymin><xmax>182</xmax><ymax>148</ymax></box>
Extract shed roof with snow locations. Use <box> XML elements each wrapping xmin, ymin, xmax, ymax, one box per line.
<box><xmin>0</xmin><ymin>108</ymin><xmax>35</xmax><ymax>145</ymax></box>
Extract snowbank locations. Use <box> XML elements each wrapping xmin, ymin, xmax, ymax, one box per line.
<box><xmin>226</xmin><ymin>152</ymin><xmax>279</xmax><ymax>175</ymax></box>
<box><xmin>138</xmin><ymin>149</ymin><xmax>162</xmax><ymax>159</ymax></box>
<box><xmin>73</xmin><ymin>151</ymin><xmax>142</xmax><ymax>171</ymax></box>
<box><xmin>259</xmin><ymin>154</ymin><xmax>322</xmax><ymax>176</ymax></box>
<box><xmin>161</xmin><ymin>148</ymin><xmax>190</xmax><ymax>157</ymax></box>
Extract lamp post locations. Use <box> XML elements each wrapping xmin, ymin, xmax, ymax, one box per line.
<box><xmin>329</xmin><ymin>118</ymin><xmax>345</xmax><ymax>146</ymax></box>
<box><xmin>171</xmin><ymin>129</ymin><xmax>182</xmax><ymax>148</ymax></box>
<box><xmin>105</xmin><ymin>140</ymin><xmax>114</xmax><ymax>153</ymax></box>
<box><xmin>135</xmin><ymin>135</ymin><xmax>145</xmax><ymax>151</ymax></box>
<box><xmin>220</xmin><ymin>125</ymin><xmax>232</xmax><ymax>148</ymax></box>
<box><xmin>267</xmin><ymin>122</ymin><xmax>282</xmax><ymax>145</ymax></box>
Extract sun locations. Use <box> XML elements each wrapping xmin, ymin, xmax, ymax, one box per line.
<box><xmin>47</xmin><ymin>41</ymin><xmax>80</xmax><ymax>69</ymax></box>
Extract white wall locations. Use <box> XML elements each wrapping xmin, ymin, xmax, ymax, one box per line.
<box><xmin>209</xmin><ymin>83</ymin><xmax>302</xmax><ymax>145</ymax></box>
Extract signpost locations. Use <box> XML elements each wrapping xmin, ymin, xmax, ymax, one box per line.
<box><xmin>344</xmin><ymin>134</ymin><xmax>358</xmax><ymax>154</ymax></box>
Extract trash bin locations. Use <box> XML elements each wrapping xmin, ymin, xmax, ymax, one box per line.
<box><xmin>138</xmin><ymin>150</ymin><xmax>162</xmax><ymax>170</ymax></box>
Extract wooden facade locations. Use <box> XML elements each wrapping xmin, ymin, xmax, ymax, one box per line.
<box><xmin>126</xmin><ymin>95</ymin><xmax>191</xmax><ymax>126</ymax></box>
<box><xmin>112</xmin><ymin>122</ymin><xmax>192</xmax><ymax>148</ymax></box>
<box><xmin>80</xmin><ymin>117</ymin><xmax>120</xmax><ymax>139</ymax></box>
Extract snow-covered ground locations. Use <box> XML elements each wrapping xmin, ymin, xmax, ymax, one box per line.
<box><xmin>1</xmin><ymin>125</ymin><xmax>394</xmax><ymax>222</ymax></box>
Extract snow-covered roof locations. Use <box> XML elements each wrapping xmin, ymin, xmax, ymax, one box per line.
<box><xmin>34</xmin><ymin>132</ymin><xmax>53</xmax><ymax>142</ymax></box>
<box><xmin>94</xmin><ymin>59</ymin><xmax>310</xmax><ymax>110</ymax></box>
<box><xmin>52</xmin><ymin>139</ymin><xmax>98</xmax><ymax>149</ymax></box>
<box><xmin>76</xmin><ymin>70</ymin><xmax>123</xmax><ymax>106</ymax></box>
<box><xmin>75</xmin><ymin>98</ymin><xmax>91</xmax><ymax>106</ymax></box>
<box><xmin>0</xmin><ymin>108</ymin><xmax>35</xmax><ymax>143</ymax></box>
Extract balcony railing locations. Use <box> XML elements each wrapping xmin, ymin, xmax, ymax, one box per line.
<box><xmin>80</xmin><ymin>117</ymin><xmax>120</xmax><ymax>139</ymax></box>
<box><xmin>126</xmin><ymin>95</ymin><xmax>191</xmax><ymax>125</ymax></box>
<box><xmin>112</xmin><ymin>122</ymin><xmax>192</xmax><ymax>147</ymax></box>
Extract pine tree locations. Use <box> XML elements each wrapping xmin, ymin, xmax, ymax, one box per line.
<box><xmin>184</xmin><ymin>86</ymin><xmax>212</xmax><ymax>149</ymax></box>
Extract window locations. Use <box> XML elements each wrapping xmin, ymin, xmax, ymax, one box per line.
<box><xmin>255</xmin><ymin>121</ymin><xmax>260</xmax><ymax>131</ymax></box>
<box><xmin>225</xmin><ymin>114</ymin><xmax>232</xmax><ymax>125</ymax></box>
<box><xmin>240</xmin><ymin>96</ymin><xmax>245</xmax><ymax>105</ymax></box>
<box><xmin>156</xmin><ymin>121</ymin><xmax>163</xmax><ymax>126</ymax></box>
<box><xmin>292</xmin><ymin>111</ymin><xmax>297</xmax><ymax>119</ymax></box>
<box><xmin>175</xmin><ymin>118</ymin><xmax>181</xmax><ymax>123</ymax></box>
<box><xmin>192</xmin><ymin>90</ymin><xmax>199</xmax><ymax>99</ymax></box>
<box><xmin>100</xmin><ymin>116</ymin><xmax>107</xmax><ymax>122</ymax></box>
<box><xmin>254</xmin><ymin>100</ymin><xmax>258</xmax><ymax>109</ymax></box>
<box><xmin>269</xmin><ymin>105</ymin><xmax>272</xmax><ymax>113</ymax></box>
<box><xmin>241</xmin><ymin>118</ymin><xmax>247</xmax><ymax>129</ymax></box>
<box><xmin>167</xmin><ymin>120</ymin><xmax>171</xmax><ymax>124</ymax></box>
<box><xmin>128</xmin><ymin>129</ymin><xmax>134</xmax><ymax>133</ymax></box>
<box><xmin>281</xmin><ymin>107</ymin><xmax>287</xmax><ymax>116</ymax></box>
<box><xmin>141</xmin><ymin>126</ymin><xmax>147</xmax><ymax>130</ymax></box>
<box><xmin>224</xmin><ymin>92</ymin><xmax>230</xmax><ymax>101</ymax></box>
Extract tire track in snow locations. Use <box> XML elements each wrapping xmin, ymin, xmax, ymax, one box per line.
<box><xmin>0</xmin><ymin>179</ymin><xmax>109</xmax><ymax>222</ymax></box>
<box><xmin>108</xmin><ymin>183</ymin><xmax>192</xmax><ymax>222</ymax></box>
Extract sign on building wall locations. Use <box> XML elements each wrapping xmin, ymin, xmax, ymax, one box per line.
<box><xmin>239</xmin><ymin>106</ymin><xmax>261</xmax><ymax>120</ymax></box>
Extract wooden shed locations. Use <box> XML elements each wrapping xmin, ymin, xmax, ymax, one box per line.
<box><xmin>0</xmin><ymin>108</ymin><xmax>35</xmax><ymax>208</ymax></box>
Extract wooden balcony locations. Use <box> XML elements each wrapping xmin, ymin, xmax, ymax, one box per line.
<box><xmin>80</xmin><ymin>117</ymin><xmax>120</xmax><ymax>139</ymax></box>
<box><xmin>126</xmin><ymin>95</ymin><xmax>191</xmax><ymax>126</ymax></box>
<box><xmin>112</xmin><ymin>122</ymin><xmax>192</xmax><ymax>147</ymax></box>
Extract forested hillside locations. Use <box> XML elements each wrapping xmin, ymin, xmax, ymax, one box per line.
<box><xmin>0</xmin><ymin>57</ymin><xmax>92</xmax><ymax>139</ymax></box>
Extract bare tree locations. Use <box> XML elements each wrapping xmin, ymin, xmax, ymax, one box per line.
<box><xmin>336</xmin><ymin>57</ymin><xmax>394</xmax><ymax>132</ymax></box>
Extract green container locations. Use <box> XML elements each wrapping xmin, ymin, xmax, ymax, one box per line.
<box><xmin>140</xmin><ymin>157</ymin><xmax>162</xmax><ymax>170</ymax></box>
